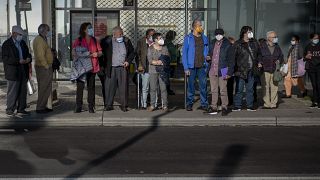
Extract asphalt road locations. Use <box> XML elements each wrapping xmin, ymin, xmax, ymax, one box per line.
<box><xmin>0</xmin><ymin>127</ymin><xmax>320</xmax><ymax>179</ymax></box>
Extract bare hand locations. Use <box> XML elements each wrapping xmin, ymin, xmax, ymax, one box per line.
<box><xmin>91</xmin><ymin>52</ymin><xmax>98</xmax><ymax>58</ymax></box>
<box><xmin>305</xmin><ymin>54</ymin><xmax>312</xmax><ymax>60</ymax></box>
<box><xmin>25</xmin><ymin>58</ymin><xmax>31</xmax><ymax>64</ymax></box>
<box><xmin>258</xmin><ymin>63</ymin><xmax>263</xmax><ymax>68</ymax></box>
<box><xmin>123</xmin><ymin>62</ymin><xmax>129</xmax><ymax>67</ymax></box>
<box><xmin>138</xmin><ymin>66</ymin><xmax>144</xmax><ymax>73</ymax></box>
<box><xmin>185</xmin><ymin>70</ymin><xmax>190</xmax><ymax>76</ymax></box>
<box><xmin>224</xmin><ymin>75</ymin><xmax>231</xmax><ymax>80</ymax></box>
<box><xmin>206</xmin><ymin>56</ymin><xmax>211</xmax><ymax>61</ymax></box>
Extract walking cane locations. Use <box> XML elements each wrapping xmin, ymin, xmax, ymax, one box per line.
<box><xmin>184</xmin><ymin>73</ymin><xmax>188</xmax><ymax>109</ymax></box>
<box><xmin>137</xmin><ymin>72</ymin><xmax>141</xmax><ymax>109</ymax></box>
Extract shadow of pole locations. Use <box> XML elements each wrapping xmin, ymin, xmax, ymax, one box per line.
<box><xmin>211</xmin><ymin>144</ymin><xmax>249</xmax><ymax>179</ymax></box>
<box><xmin>64</xmin><ymin>109</ymin><xmax>174</xmax><ymax>179</ymax></box>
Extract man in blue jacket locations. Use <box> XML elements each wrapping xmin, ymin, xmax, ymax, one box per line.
<box><xmin>182</xmin><ymin>19</ymin><xmax>209</xmax><ymax>111</ymax></box>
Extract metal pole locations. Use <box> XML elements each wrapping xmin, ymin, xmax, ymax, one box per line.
<box><xmin>24</xmin><ymin>10</ymin><xmax>30</xmax><ymax>49</ymax></box>
<box><xmin>184</xmin><ymin>0</ymin><xmax>188</xmax><ymax>109</ymax></box>
<box><xmin>7</xmin><ymin>0</ymin><xmax>10</xmax><ymax>38</ymax></box>
<box><xmin>216</xmin><ymin>0</ymin><xmax>220</xmax><ymax>28</ymax></box>
<box><xmin>254</xmin><ymin>0</ymin><xmax>258</xmax><ymax>36</ymax></box>
<box><xmin>15</xmin><ymin>0</ymin><xmax>21</xmax><ymax>26</ymax></box>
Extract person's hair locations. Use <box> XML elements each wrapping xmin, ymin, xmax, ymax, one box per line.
<box><xmin>240</xmin><ymin>26</ymin><xmax>252</xmax><ymax>39</ymax></box>
<box><xmin>266</xmin><ymin>31</ymin><xmax>276</xmax><ymax>38</ymax></box>
<box><xmin>112</xmin><ymin>26</ymin><xmax>123</xmax><ymax>35</ymax></box>
<box><xmin>309</xmin><ymin>33</ymin><xmax>319</xmax><ymax>39</ymax></box>
<box><xmin>152</xmin><ymin>32</ymin><xmax>162</xmax><ymax>42</ymax></box>
<box><xmin>38</xmin><ymin>24</ymin><xmax>50</xmax><ymax>34</ymax></box>
<box><xmin>79</xmin><ymin>22</ymin><xmax>91</xmax><ymax>38</ymax></box>
<box><xmin>292</xmin><ymin>35</ymin><xmax>300</xmax><ymax>42</ymax></box>
<box><xmin>146</xmin><ymin>29</ymin><xmax>155</xmax><ymax>36</ymax></box>
<box><xmin>165</xmin><ymin>30</ymin><xmax>177</xmax><ymax>41</ymax></box>
<box><xmin>192</xmin><ymin>19</ymin><xmax>201</xmax><ymax>28</ymax></box>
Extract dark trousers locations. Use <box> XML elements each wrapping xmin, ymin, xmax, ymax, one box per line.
<box><xmin>104</xmin><ymin>66</ymin><xmax>129</xmax><ymax>107</ymax></box>
<box><xmin>6</xmin><ymin>78</ymin><xmax>28</xmax><ymax>112</ymax></box>
<box><xmin>309</xmin><ymin>69</ymin><xmax>320</xmax><ymax>104</ymax></box>
<box><xmin>227</xmin><ymin>76</ymin><xmax>234</xmax><ymax>106</ymax></box>
<box><xmin>98</xmin><ymin>74</ymin><xmax>106</xmax><ymax>106</ymax></box>
<box><xmin>76</xmin><ymin>72</ymin><xmax>96</xmax><ymax>109</ymax></box>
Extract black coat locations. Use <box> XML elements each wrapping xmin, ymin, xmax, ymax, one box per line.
<box><xmin>99</xmin><ymin>36</ymin><xmax>135</xmax><ymax>78</ymax></box>
<box><xmin>233</xmin><ymin>39</ymin><xmax>261</xmax><ymax>79</ymax></box>
<box><xmin>1</xmin><ymin>37</ymin><xmax>32</xmax><ymax>81</ymax></box>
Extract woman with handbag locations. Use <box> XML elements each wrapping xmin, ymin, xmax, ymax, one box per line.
<box><xmin>72</xmin><ymin>22</ymin><xmax>102</xmax><ymax>113</ymax></box>
<box><xmin>283</xmin><ymin>35</ymin><xmax>306</xmax><ymax>99</ymax></box>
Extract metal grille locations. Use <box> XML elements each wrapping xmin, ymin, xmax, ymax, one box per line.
<box><xmin>96</xmin><ymin>0</ymin><xmax>123</xmax><ymax>8</ymax></box>
<box><xmin>137</xmin><ymin>10</ymin><xmax>185</xmax><ymax>44</ymax></box>
<box><xmin>120</xmin><ymin>10</ymin><xmax>136</xmax><ymax>45</ymax></box>
<box><xmin>138</xmin><ymin>0</ymin><xmax>185</xmax><ymax>8</ymax></box>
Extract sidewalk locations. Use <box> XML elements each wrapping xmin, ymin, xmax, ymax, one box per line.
<box><xmin>0</xmin><ymin>77</ymin><xmax>319</xmax><ymax>128</ymax></box>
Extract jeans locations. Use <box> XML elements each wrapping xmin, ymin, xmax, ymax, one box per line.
<box><xmin>187</xmin><ymin>67</ymin><xmax>208</xmax><ymax>107</ymax></box>
<box><xmin>140</xmin><ymin>73</ymin><xmax>150</xmax><ymax>108</ymax></box>
<box><xmin>234</xmin><ymin>70</ymin><xmax>255</xmax><ymax>109</ymax></box>
<box><xmin>309</xmin><ymin>69</ymin><xmax>320</xmax><ymax>104</ymax></box>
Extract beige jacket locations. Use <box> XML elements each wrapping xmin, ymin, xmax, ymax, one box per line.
<box><xmin>33</xmin><ymin>35</ymin><xmax>53</xmax><ymax>68</ymax></box>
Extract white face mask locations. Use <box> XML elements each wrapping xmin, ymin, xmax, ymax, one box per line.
<box><xmin>116</xmin><ymin>36</ymin><xmax>124</xmax><ymax>43</ymax></box>
<box><xmin>148</xmin><ymin>36</ymin><xmax>153</xmax><ymax>42</ymax></box>
<box><xmin>215</xmin><ymin>34</ymin><xmax>224</xmax><ymax>41</ymax></box>
<box><xmin>248</xmin><ymin>32</ymin><xmax>254</xmax><ymax>39</ymax></box>
<box><xmin>158</xmin><ymin>39</ymin><xmax>164</xmax><ymax>46</ymax></box>
<box><xmin>272</xmin><ymin>37</ymin><xmax>278</xmax><ymax>44</ymax></box>
<box><xmin>291</xmin><ymin>40</ymin><xmax>296</xmax><ymax>46</ymax></box>
<box><xmin>312</xmin><ymin>39</ymin><xmax>319</xmax><ymax>45</ymax></box>
<box><xmin>16</xmin><ymin>35</ymin><xmax>23</xmax><ymax>42</ymax></box>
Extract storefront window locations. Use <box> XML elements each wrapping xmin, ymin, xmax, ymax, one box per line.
<box><xmin>56</xmin><ymin>0</ymin><xmax>94</xmax><ymax>8</ymax></box>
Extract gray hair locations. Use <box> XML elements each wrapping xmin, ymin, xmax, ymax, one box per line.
<box><xmin>112</xmin><ymin>26</ymin><xmax>123</xmax><ymax>34</ymax></box>
<box><xmin>38</xmin><ymin>24</ymin><xmax>50</xmax><ymax>34</ymax></box>
<box><xmin>192</xmin><ymin>19</ymin><xmax>202</xmax><ymax>28</ymax></box>
<box><xmin>266</xmin><ymin>31</ymin><xmax>276</xmax><ymax>38</ymax></box>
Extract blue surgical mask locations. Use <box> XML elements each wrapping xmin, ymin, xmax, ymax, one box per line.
<box><xmin>116</xmin><ymin>36</ymin><xmax>124</xmax><ymax>43</ymax></box>
<box><xmin>46</xmin><ymin>31</ymin><xmax>52</xmax><ymax>38</ymax></box>
<box><xmin>16</xmin><ymin>35</ymin><xmax>23</xmax><ymax>42</ymax></box>
<box><xmin>312</xmin><ymin>39</ymin><xmax>319</xmax><ymax>45</ymax></box>
<box><xmin>87</xmin><ymin>28</ymin><xmax>94</xmax><ymax>37</ymax></box>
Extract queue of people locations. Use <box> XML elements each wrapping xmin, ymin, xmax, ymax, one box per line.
<box><xmin>2</xmin><ymin>22</ymin><xmax>320</xmax><ymax>116</ymax></box>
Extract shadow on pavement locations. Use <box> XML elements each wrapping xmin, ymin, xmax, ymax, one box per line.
<box><xmin>211</xmin><ymin>144</ymin><xmax>249</xmax><ymax>178</ymax></box>
<box><xmin>0</xmin><ymin>150</ymin><xmax>35</xmax><ymax>175</ymax></box>
<box><xmin>64</xmin><ymin>109</ymin><xmax>175</xmax><ymax>179</ymax></box>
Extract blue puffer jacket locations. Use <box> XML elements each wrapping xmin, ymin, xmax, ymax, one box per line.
<box><xmin>182</xmin><ymin>32</ymin><xmax>209</xmax><ymax>71</ymax></box>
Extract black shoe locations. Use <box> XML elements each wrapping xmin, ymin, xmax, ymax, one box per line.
<box><xmin>282</xmin><ymin>95</ymin><xmax>291</xmax><ymax>98</ymax></box>
<box><xmin>310</xmin><ymin>103</ymin><xmax>317</xmax><ymax>109</ymax></box>
<box><xmin>17</xmin><ymin>110</ymin><xmax>31</xmax><ymax>115</ymax></box>
<box><xmin>89</xmin><ymin>107</ymin><xmax>95</xmax><ymax>113</ymax></box>
<box><xmin>197</xmin><ymin>106</ymin><xmax>208</xmax><ymax>111</ymax></box>
<box><xmin>247</xmin><ymin>107</ymin><xmax>257</xmax><ymax>112</ymax></box>
<box><xmin>139</xmin><ymin>107</ymin><xmax>147</xmax><ymax>110</ymax></box>
<box><xmin>74</xmin><ymin>107</ymin><xmax>82</xmax><ymax>113</ymax></box>
<box><xmin>186</xmin><ymin>105</ymin><xmax>193</xmax><ymax>111</ymax></box>
<box><xmin>167</xmin><ymin>89</ymin><xmax>175</xmax><ymax>95</ymax></box>
<box><xmin>36</xmin><ymin>109</ymin><xmax>50</xmax><ymax>114</ymax></box>
<box><xmin>221</xmin><ymin>108</ymin><xmax>229</xmax><ymax>116</ymax></box>
<box><xmin>6</xmin><ymin>110</ymin><xmax>14</xmax><ymax>116</ymax></box>
<box><xmin>232</xmin><ymin>107</ymin><xmax>241</xmax><ymax>112</ymax></box>
<box><xmin>120</xmin><ymin>106</ymin><xmax>128</xmax><ymax>112</ymax></box>
<box><xmin>45</xmin><ymin>108</ymin><xmax>53</xmax><ymax>112</ymax></box>
<box><xmin>207</xmin><ymin>107</ymin><xmax>218</xmax><ymax>115</ymax></box>
<box><xmin>261</xmin><ymin>106</ymin><xmax>271</xmax><ymax>109</ymax></box>
<box><xmin>104</xmin><ymin>106</ymin><xmax>114</xmax><ymax>111</ymax></box>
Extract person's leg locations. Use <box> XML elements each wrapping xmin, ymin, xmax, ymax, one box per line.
<box><xmin>245</xmin><ymin>71</ymin><xmax>255</xmax><ymax>109</ymax></box>
<box><xmin>284</xmin><ymin>76</ymin><xmax>293</xmax><ymax>97</ymax></box>
<box><xmin>297</xmin><ymin>77</ymin><xmax>306</xmax><ymax>94</ymax></box>
<box><xmin>316</xmin><ymin>69</ymin><xmax>320</xmax><ymax>105</ymax></box>
<box><xmin>261</xmin><ymin>72</ymin><xmax>271</xmax><ymax>108</ymax></box>
<box><xmin>309</xmin><ymin>71</ymin><xmax>317</xmax><ymax>105</ymax></box>
<box><xmin>270</xmin><ymin>73</ymin><xmax>279</xmax><ymax>108</ymax></box>
<box><xmin>187</xmin><ymin>68</ymin><xmax>196</xmax><ymax>107</ymax></box>
<box><xmin>86</xmin><ymin>72</ymin><xmax>96</xmax><ymax>109</ymax></box>
<box><xmin>219</xmin><ymin>77</ymin><xmax>228</xmax><ymax>109</ymax></box>
<box><xmin>209</xmin><ymin>75</ymin><xmax>219</xmax><ymax>109</ymax></box>
<box><xmin>141</xmin><ymin>73</ymin><xmax>150</xmax><ymax>108</ymax></box>
<box><xmin>35</xmin><ymin>66</ymin><xmax>52</xmax><ymax>110</ymax></box>
<box><xmin>6</xmin><ymin>80</ymin><xmax>19</xmax><ymax>113</ymax></box>
<box><xmin>159</xmin><ymin>75</ymin><xmax>168</xmax><ymax>108</ymax></box>
<box><xmin>98</xmin><ymin>74</ymin><xmax>106</xmax><ymax>106</ymax></box>
<box><xmin>227</xmin><ymin>76</ymin><xmax>234</xmax><ymax>106</ymax></box>
<box><xmin>233</xmin><ymin>76</ymin><xmax>245</xmax><ymax>109</ymax></box>
<box><xmin>118</xmin><ymin>67</ymin><xmax>129</xmax><ymax>108</ymax></box>
<box><xmin>105</xmin><ymin>67</ymin><xmax>118</xmax><ymax>107</ymax></box>
<box><xmin>17</xmin><ymin>78</ymin><xmax>28</xmax><ymax>112</ymax></box>
<box><xmin>198</xmin><ymin>67</ymin><xmax>208</xmax><ymax>108</ymax></box>
<box><xmin>149</xmin><ymin>73</ymin><xmax>159</xmax><ymax>108</ymax></box>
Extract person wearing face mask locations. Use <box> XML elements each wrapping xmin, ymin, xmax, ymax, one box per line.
<box><xmin>304</xmin><ymin>33</ymin><xmax>320</xmax><ymax>109</ymax></box>
<box><xmin>283</xmin><ymin>35</ymin><xmax>306</xmax><ymax>99</ymax></box>
<box><xmin>206</xmin><ymin>29</ymin><xmax>234</xmax><ymax>116</ymax></box>
<box><xmin>100</xmin><ymin>26</ymin><xmax>135</xmax><ymax>112</ymax></box>
<box><xmin>182</xmin><ymin>19</ymin><xmax>209</xmax><ymax>112</ymax></box>
<box><xmin>232</xmin><ymin>26</ymin><xmax>261</xmax><ymax>112</ymax></box>
<box><xmin>2</xmin><ymin>25</ymin><xmax>32</xmax><ymax>116</ymax></box>
<box><xmin>165</xmin><ymin>30</ymin><xmax>179</xmax><ymax>96</ymax></box>
<box><xmin>33</xmin><ymin>24</ymin><xmax>54</xmax><ymax>114</ymax></box>
<box><xmin>72</xmin><ymin>22</ymin><xmax>103</xmax><ymax>113</ymax></box>
<box><xmin>147</xmin><ymin>33</ymin><xmax>170</xmax><ymax>112</ymax></box>
<box><xmin>258</xmin><ymin>31</ymin><xmax>284</xmax><ymax>109</ymax></box>
<box><xmin>136</xmin><ymin>29</ymin><xmax>155</xmax><ymax>110</ymax></box>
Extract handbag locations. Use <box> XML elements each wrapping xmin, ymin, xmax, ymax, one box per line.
<box><xmin>280</xmin><ymin>63</ymin><xmax>288</xmax><ymax>76</ymax></box>
<box><xmin>273</xmin><ymin>61</ymin><xmax>283</xmax><ymax>82</ymax></box>
<box><xmin>27</xmin><ymin>79</ymin><xmax>37</xmax><ymax>95</ymax></box>
<box><xmin>297</xmin><ymin>58</ymin><xmax>306</xmax><ymax>77</ymax></box>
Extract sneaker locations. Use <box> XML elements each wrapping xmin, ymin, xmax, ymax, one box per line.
<box><xmin>17</xmin><ymin>110</ymin><xmax>31</xmax><ymax>115</ymax></box>
<box><xmin>74</xmin><ymin>107</ymin><xmax>82</xmax><ymax>113</ymax></box>
<box><xmin>6</xmin><ymin>110</ymin><xmax>14</xmax><ymax>116</ymax></box>
<box><xmin>104</xmin><ymin>106</ymin><xmax>114</xmax><ymax>111</ymax></box>
<box><xmin>247</xmin><ymin>107</ymin><xmax>257</xmax><ymax>112</ymax></box>
<box><xmin>221</xmin><ymin>108</ymin><xmax>229</xmax><ymax>116</ymax></box>
<box><xmin>232</xmin><ymin>107</ymin><xmax>241</xmax><ymax>112</ymax></box>
<box><xmin>207</xmin><ymin>107</ymin><xmax>218</xmax><ymax>115</ymax></box>
<box><xmin>197</xmin><ymin>106</ymin><xmax>208</xmax><ymax>111</ymax></box>
<box><xmin>89</xmin><ymin>107</ymin><xmax>95</xmax><ymax>113</ymax></box>
<box><xmin>310</xmin><ymin>103</ymin><xmax>317</xmax><ymax>109</ymax></box>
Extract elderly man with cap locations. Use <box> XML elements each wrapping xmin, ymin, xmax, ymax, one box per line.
<box><xmin>1</xmin><ymin>25</ymin><xmax>32</xmax><ymax>116</ymax></box>
<box><xmin>206</xmin><ymin>28</ymin><xmax>234</xmax><ymax>116</ymax></box>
